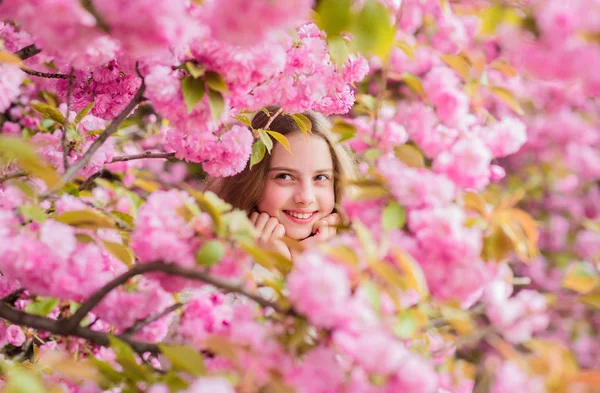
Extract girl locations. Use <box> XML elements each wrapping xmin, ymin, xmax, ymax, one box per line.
<box><xmin>211</xmin><ymin>105</ymin><xmax>356</xmax><ymax>258</ymax></box>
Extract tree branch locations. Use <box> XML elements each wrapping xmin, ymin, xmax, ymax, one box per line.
<box><xmin>14</xmin><ymin>44</ymin><xmax>41</xmax><ymax>61</ymax></box>
<box><xmin>41</xmin><ymin>71</ymin><xmax>146</xmax><ymax>197</ymax></box>
<box><xmin>20</xmin><ymin>67</ymin><xmax>71</xmax><ymax>79</ymax></box>
<box><xmin>2</xmin><ymin>288</ymin><xmax>25</xmax><ymax>304</ymax></box>
<box><xmin>62</xmin><ymin>68</ymin><xmax>75</xmax><ymax>171</ymax></box>
<box><xmin>122</xmin><ymin>302</ymin><xmax>183</xmax><ymax>336</ymax></box>
<box><xmin>0</xmin><ymin>301</ymin><xmax>159</xmax><ymax>354</ymax></box>
<box><xmin>264</xmin><ymin>107</ymin><xmax>284</xmax><ymax>130</ymax></box>
<box><xmin>109</xmin><ymin>152</ymin><xmax>176</xmax><ymax>163</ymax></box>
<box><xmin>64</xmin><ymin>261</ymin><xmax>292</xmax><ymax>332</ymax></box>
<box><xmin>0</xmin><ymin>170</ymin><xmax>27</xmax><ymax>184</ymax></box>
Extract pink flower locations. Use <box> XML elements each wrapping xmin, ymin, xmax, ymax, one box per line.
<box><xmin>286</xmin><ymin>346</ymin><xmax>345</xmax><ymax>393</ymax></box>
<box><xmin>185</xmin><ymin>377</ymin><xmax>235</xmax><ymax>393</ymax></box>
<box><xmin>201</xmin><ymin>125</ymin><xmax>254</xmax><ymax>177</ymax></box>
<box><xmin>6</xmin><ymin>325</ymin><xmax>25</xmax><ymax>346</ymax></box>
<box><xmin>490</xmin><ymin>361</ymin><xmax>547</xmax><ymax>393</ymax></box>
<box><xmin>200</xmin><ymin>0</ymin><xmax>313</xmax><ymax>47</ymax></box>
<box><xmin>1</xmin><ymin>121</ymin><xmax>21</xmax><ymax>135</ymax></box>
<box><xmin>0</xmin><ymin>64</ymin><xmax>24</xmax><ymax>112</ymax></box>
<box><xmin>287</xmin><ymin>251</ymin><xmax>351</xmax><ymax>328</ymax></box>
<box><xmin>480</xmin><ymin>117</ymin><xmax>527</xmax><ymax>158</ymax></box>
<box><xmin>433</xmin><ymin>138</ymin><xmax>493</xmax><ymax>190</ymax></box>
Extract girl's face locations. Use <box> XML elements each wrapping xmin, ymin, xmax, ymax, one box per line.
<box><xmin>257</xmin><ymin>131</ymin><xmax>336</xmax><ymax>240</ymax></box>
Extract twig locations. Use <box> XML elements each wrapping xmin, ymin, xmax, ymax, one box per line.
<box><xmin>0</xmin><ymin>170</ymin><xmax>27</xmax><ymax>184</ymax></box>
<box><xmin>14</xmin><ymin>44</ymin><xmax>41</xmax><ymax>61</ymax></box>
<box><xmin>41</xmin><ymin>71</ymin><xmax>146</xmax><ymax>197</ymax></box>
<box><xmin>2</xmin><ymin>288</ymin><xmax>25</xmax><ymax>304</ymax></box>
<box><xmin>0</xmin><ymin>301</ymin><xmax>159</xmax><ymax>354</ymax></box>
<box><xmin>264</xmin><ymin>107</ymin><xmax>284</xmax><ymax>130</ymax></box>
<box><xmin>109</xmin><ymin>152</ymin><xmax>176</xmax><ymax>163</ymax></box>
<box><xmin>64</xmin><ymin>261</ymin><xmax>292</xmax><ymax>332</ymax></box>
<box><xmin>20</xmin><ymin>67</ymin><xmax>71</xmax><ymax>79</ymax></box>
<box><xmin>63</xmin><ymin>68</ymin><xmax>75</xmax><ymax>171</ymax></box>
<box><xmin>79</xmin><ymin>199</ymin><xmax>134</xmax><ymax>231</ymax></box>
<box><xmin>78</xmin><ymin>171</ymin><xmax>103</xmax><ymax>191</ymax></box>
<box><xmin>80</xmin><ymin>0</ymin><xmax>111</xmax><ymax>33</ymax></box>
<box><xmin>122</xmin><ymin>303</ymin><xmax>183</xmax><ymax>336</ymax></box>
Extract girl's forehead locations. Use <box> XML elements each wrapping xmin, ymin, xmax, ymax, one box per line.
<box><xmin>269</xmin><ymin>132</ymin><xmax>334</xmax><ymax>172</ymax></box>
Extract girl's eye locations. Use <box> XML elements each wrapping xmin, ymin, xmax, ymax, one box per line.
<box><xmin>314</xmin><ymin>174</ymin><xmax>330</xmax><ymax>181</ymax></box>
<box><xmin>275</xmin><ymin>173</ymin><xmax>293</xmax><ymax>181</ymax></box>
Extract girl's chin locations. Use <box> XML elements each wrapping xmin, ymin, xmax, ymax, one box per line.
<box><xmin>284</xmin><ymin>226</ymin><xmax>313</xmax><ymax>241</ymax></box>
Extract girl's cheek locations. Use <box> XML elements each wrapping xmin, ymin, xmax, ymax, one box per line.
<box><xmin>258</xmin><ymin>185</ymin><xmax>288</xmax><ymax>215</ymax></box>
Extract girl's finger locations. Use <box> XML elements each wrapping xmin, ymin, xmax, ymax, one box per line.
<box><xmin>249</xmin><ymin>211</ymin><xmax>259</xmax><ymax>225</ymax></box>
<box><xmin>254</xmin><ymin>212</ymin><xmax>271</xmax><ymax>232</ymax></box>
<box><xmin>260</xmin><ymin>217</ymin><xmax>280</xmax><ymax>242</ymax></box>
<box><xmin>325</xmin><ymin>213</ymin><xmax>340</xmax><ymax>226</ymax></box>
<box><xmin>273</xmin><ymin>224</ymin><xmax>285</xmax><ymax>239</ymax></box>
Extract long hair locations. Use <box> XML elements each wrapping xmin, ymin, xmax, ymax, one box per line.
<box><xmin>210</xmin><ymin>105</ymin><xmax>357</xmax><ymax>212</ymax></box>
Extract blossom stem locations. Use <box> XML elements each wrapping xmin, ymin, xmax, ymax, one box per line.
<box><xmin>109</xmin><ymin>152</ymin><xmax>176</xmax><ymax>163</ymax></box>
<box><xmin>122</xmin><ymin>302</ymin><xmax>184</xmax><ymax>336</ymax></box>
<box><xmin>62</xmin><ymin>68</ymin><xmax>75</xmax><ymax>171</ymax></box>
<box><xmin>0</xmin><ymin>170</ymin><xmax>27</xmax><ymax>184</ymax></box>
<box><xmin>64</xmin><ymin>261</ymin><xmax>293</xmax><ymax>333</ymax></box>
<box><xmin>14</xmin><ymin>44</ymin><xmax>41</xmax><ymax>61</ymax></box>
<box><xmin>20</xmin><ymin>67</ymin><xmax>71</xmax><ymax>79</ymax></box>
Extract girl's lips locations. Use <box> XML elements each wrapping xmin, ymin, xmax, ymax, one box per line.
<box><xmin>283</xmin><ymin>210</ymin><xmax>317</xmax><ymax>224</ymax></box>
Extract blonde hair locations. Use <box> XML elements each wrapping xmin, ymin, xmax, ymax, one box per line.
<box><xmin>211</xmin><ymin>106</ymin><xmax>357</xmax><ymax>212</ymax></box>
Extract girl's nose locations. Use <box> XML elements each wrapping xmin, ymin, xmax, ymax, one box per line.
<box><xmin>293</xmin><ymin>182</ymin><xmax>315</xmax><ymax>205</ymax></box>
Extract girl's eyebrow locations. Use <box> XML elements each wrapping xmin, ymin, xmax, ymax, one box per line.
<box><xmin>268</xmin><ymin>167</ymin><xmax>333</xmax><ymax>173</ymax></box>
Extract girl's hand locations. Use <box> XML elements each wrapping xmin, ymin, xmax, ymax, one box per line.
<box><xmin>301</xmin><ymin>213</ymin><xmax>340</xmax><ymax>247</ymax></box>
<box><xmin>249</xmin><ymin>212</ymin><xmax>291</xmax><ymax>259</ymax></box>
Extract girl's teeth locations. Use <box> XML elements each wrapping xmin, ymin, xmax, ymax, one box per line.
<box><xmin>288</xmin><ymin>211</ymin><xmax>312</xmax><ymax>219</ymax></box>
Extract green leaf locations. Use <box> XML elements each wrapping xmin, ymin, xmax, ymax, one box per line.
<box><xmin>19</xmin><ymin>205</ymin><xmax>47</xmax><ymax>223</ymax></box>
<box><xmin>54</xmin><ymin>209</ymin><xmax>117</xmax><ymax>230</ymax></box>
<box><xmin>74</xmin><ymin>101</ymin><xmax>95</xmax><ymax>124</ymax></box>
<box><xmin>362</xmin><ymin>280</ymin><xmax>381</xmax><ymax>311</ymax></box>
<box><xmin>26</xmin><ymin>297</ymin><xmax>59</xmax><ymax>316</ymax></box>
<box><xmin>316</xmin><ymin>0</ymin><xmax>353</xmax><ymax>37</ymax></box>
<box><xmin>0</xmin><ymin>136</ymin><xmax>60</xmax><ymax>188</ymax></box>
<box><xmin>90</xmin><ymin>358</ymin><xmax>125</xmax><ymax>387</ymax></box>
<box><xmin>234</xmin><ymin>114</ymin><xmax>252</xmax><ymax>127</ymax></box>
<box><xmin>2</xmin><ymin>364</ymin><xmax>46</xmax><ymax>393</ymax></box>
<box><xmin>489</xmin><ymin>86</ymin><xmax>524</xmax><ymax>115</ymax></box>
<box><xmin>250</xmin><ymin>139</ymin><xmax>266</xmax><ymax>169</ymax></box>
<box><xmin>185</xmin><ymin>62</ymin><xmax>205</xmax><ymax>79</ymax></box>
<box><xmin>394</xmin><ymin>41</ymin><xmax>415</xmax><ymax>60</ymax></box>
<box><xmin>110</xmin><ymin>211</ymin><xmax>135</xmax><ymax>227</ymax></box>
<box><xmin>393</xmin><ymin>310</ymin><xmax>417</xmax><ymax>339</ymax></box>
<box><xmin>401</xmin><ymin>73</ymin><xmax>428</xmax><ymax>100</ymax></box>
<box><xmin>350</xmin><ymin>0</ymin><xmax>395</xmax><ymax>59</ymax></box>
<box><xmin>0</xmin><ymin>50</ymin><xmax>23</xmax><ymax>65</ymax></box>
<box><xmin>181</xmin><ymin>76</ymin><xmax>206</xmax><ymax>114</ymax></box>
<box><xmin>103</xmin><ymin>241</ymin><xmax>135</xmax><ymax>267</ymax></box>
<box><xmin>195</xmin><ymin>240</ymin><xmax>225</xmax><ymax>267</ymax></box>
<box><xmin>393</xmin><ymin>144</ymin><xmax>425</xmax><ymax>168</ymax></box>
<box><xmin>327</xmin><ymin>36</ymin><xmax>349</xmax><ymax>67</ymax></box>
<box><xmin>30</xmin><ymin>101</ymin><xmax>66</xmax><ymax>124</ymax></box>
<box><xmin>158</xmin><ymin>344</ymin><xmax>206</xmax><ymax>376</ymax></box>
<box><xmin>108</xmin><ymin>336</ymin><xmax>147</xmax><ymax>382</ymax></box>
<box><xmin>258</xmin><ymin>129</ymin><xmax>274</xmax><ymax>153</ymax></box>
<box><xmin>562</xmin><ymin>263</ymin><xmax>599</xmax><ymax>294</ymax></box>
<box><xmin>382</xmin><ymin>201</ymin><xmax>406</xmax><ymax>231</ymax></box>
<box><xmin>205</xmin><ymin>71</ymin><xmax>229</xmax><ymax>93</ymax></box>
<box><xmin>266</xmin><ymin>130</ymin><xmax>293</xmax><ymax>156</ymax></box>
<box><xmin>291</xmin><ymin>114</ymin><xmax>312</xmax><ymax>135</ymax></box>
<box><xmin>331</xmin><ymin>119</ymin><xmax>357</xmax><ymax>142</ymax></box>
<box><xmin>207</xmin><ymin>89</ymin><xmax>225</xmax><ymax>121</ymax></box>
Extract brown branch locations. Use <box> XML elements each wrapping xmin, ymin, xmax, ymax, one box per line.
<box><xmin>264</xmin><ymin>107</ymin><xmax>284</xmax><ymax>130</ymax></box>
<box><xmin>2</xmin><ymin>288</ymin><xmax>25</xmax><ymax>303</ymax></box>
<box><xmin>122</xmin><ymin>302</ymin><xmax>183</xmax><ymax>336</ymax></box>
<box><xmin>81</xmin><ymin>0</ymin><xmax>111</xmax><ymax>33</ymax></box>
<box><xmin>78</xmin><ymin>171</ymin><xmax>103</xmax><ymax>191</ymax></box>
<box><xmin>109</xmin><ymin>152</ymin><xmax>176</xmax><ymax>163</ymax></box>
<box><xmin>0</xmin><ymin>170</ymin><xmax>27</xmax><ymax>184</ymax></box>
<box><xmin>62</xmin><ymin>68</ymin><xmax>75</xmax><ymax>171</ymax></box>
<box><xmin>64</xmin><ymin>261</ymin><xmax>291</xmax><ymax>332</ymax></box>
<box><xmin>41</xmin><ymin>70</ymin><xmax>146</xmax><ymax>198</ymax></box>
<box><xmin>0</xmin><ymin>301</ymin><xmax>159</xmax><ymax>354</ymax></box>
<box><xmin>20</xmin><ymin>67</ymin><xmax>71</xmax><ymax>79</ymax></box>
<box><xmin>14</xmin><ymin>44</ymin><xmax>41</xmax><ymax>61</ymax></box>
